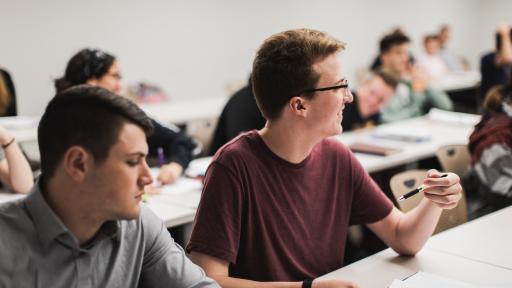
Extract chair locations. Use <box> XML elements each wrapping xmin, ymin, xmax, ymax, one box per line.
<box><xmin>435</xmin><ymin>144</ymin><xmax>471</xmax><ymax>178</ymax></box>
<box><xmin>390</xmin><ymin>169</ymin><xmax>468</xmax><ymax>234</ymax></box>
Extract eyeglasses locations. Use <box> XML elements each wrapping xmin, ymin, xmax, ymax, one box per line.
<box><xmin>300</xmin><ymin>79</ymin><xmax>349</xmax><ymax>95</ymax></box>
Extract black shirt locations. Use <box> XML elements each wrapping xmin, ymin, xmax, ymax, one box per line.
<box><xmin>208</xmin><ymin>82</ymin><xmax>265</xmax><ymax>155</ymax></box>
<box><xmin>480</xmin><ymin>52</ymin><xmax>511</xmax><ymax>100</ymax></box>
<box><xmin>147</xmin><ymin>119</ymin><xmax>197</xmax><ymax>169</ymax></box>
<box><xmin>341</xmin><ymin>91</ymin><xmax>380</xmax><ymax>132</ymax></box>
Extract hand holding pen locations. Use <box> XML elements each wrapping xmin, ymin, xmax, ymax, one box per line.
<box><xmin>400</xmin><ymin>170</ymin><xmax>462</xmax><ymax>210</ymax></box>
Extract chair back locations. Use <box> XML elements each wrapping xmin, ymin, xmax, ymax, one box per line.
<box><xmin>390</xmin><ymin>169</ymin><xmax>468</xmax><ymax>234</ymax></box>
<box><xmin>436</xmin><ymin>144</ymin><xmax>471</xmax><ymax>177</ymax></box>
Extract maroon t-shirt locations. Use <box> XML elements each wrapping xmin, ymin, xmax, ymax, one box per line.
<box><xmin>186</xmin><ymin>131</ymin><xmax>393</xmax><ymax>281</ymax></box>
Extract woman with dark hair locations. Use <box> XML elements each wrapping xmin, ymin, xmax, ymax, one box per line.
<box><xmin>468</xmin><ymin>84</ymin><xmax>512</xmax><ymax>209</ymax></box>
<box><xmin>0</xmin><ymin>68</ymin><xmax>17</xmax><ymax>116</ymax></box>
<box><xmin>55</xmin><ymin>48</ymin><xmax>197</xmax><ymax>185</ymax></box>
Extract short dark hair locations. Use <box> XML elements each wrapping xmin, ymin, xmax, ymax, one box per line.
<box><xmin>379</xmin><ymin>32</ymin><xmax>410</xmax><ymax>54</ymax></box>
<box><xmin>55</xmin><ymin>48</ymin><xmax>116</xmax><ymax>93</ymax></box>
<box><xmin>252</xmin><ymin>28</ymin><xmax>345</xmax><ymax>120</ymax></box>
<box><xmin>38</xmin><ymin>85</ymin><xmax>153</xmax><ymax>178</ymax></box>
<box><xmin>373</xmin><ymin>69</ymin><xmax>400</xmax><ymax>90</ymax></box>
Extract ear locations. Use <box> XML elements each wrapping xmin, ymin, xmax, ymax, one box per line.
<box><xmin>288</xmin><ymin>96</ymin><xmax>308</xmax><ymax>117</ymax></box>
<box><xmin>62</xmin><ymin>146</ymin><xmax>91</xmax><ymax>182</ymax></box>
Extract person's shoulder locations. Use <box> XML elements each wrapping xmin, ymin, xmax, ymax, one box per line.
<box><xmin>0</xmin><ymin>200</ymin><xmax>35</xmax><ymax>251</ymax></box>
<box><xmin>213</xmin><ymin>130</ymin><xmax>259</xmax><ymax>162</ymax></box>
<box><xmin>318</xmin><ymin>137</ymin><xmax>352</xmax><ymax>157</ymax></box>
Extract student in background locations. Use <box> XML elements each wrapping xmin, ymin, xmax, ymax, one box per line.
<box><xmin>480</xmin><ymin>24</ymin><xmax>512</xmax><ymax>101</ymax></box>
<box><xmin>55</xmin><ymin>48</ymin><xmax>197</xmax><ymax>184</ymax></box>
<box><xmin>417</xmin><ymin>35</ymin><xmax>449</xmax><ymax>82</ymax></box>
<box><xmin>0</xmin><ymin>125</ymin><xmax>33</xmax><ymax>194</ymax></box>
<box><xmin>377</xmin><ymin>31</ymin><xmax>453</xmax><ymax>122</ymax></box>
<box><xmin>0</xmin><ymin>68</ymin><xmax>18</xmax><ymax>116</ymax></box>
<box><xmin>468</xmin><ymin>84</ymin><xmax>512</xmax><ymax>210</ymax></box>
<box><xmin>209</xmin><ymin>75</ymin><xmax>265</xmax><ymax>155</ymax></box>
<box><xmin>342</xmin><ymin>69</ymin><xmax>398</xmax><ymax>132</ymax></box>
<box><xmin>0</xmin><ymin>85</ymin><xmax>218</xmax><ymax>287</ymax></box>
<box><xmin>187</xmin><ymin>28</ymin><xmax>462</xmax><ymax>288</ymax></box>
<box><xmin>438</xmin><ymin>25</ymin><xmax>466</xmax><ymax>72</ymax></box>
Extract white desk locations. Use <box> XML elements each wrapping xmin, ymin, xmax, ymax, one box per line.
<box><xmin>320</xmin><ymin>207</ymin><xmax>512</xmax><ymax>286</ymax></box>
<box><xmin>432</xmin><ymin>70</ymin><xmax>481</xmax><ymax>92</ymax></box>
<box><xmin>426</xmin><ymin>206</ymin><xmax>512</xmax><ymax>270</ymax></box>
<box><xmin>139</xmin><ymin>97</ymin><xmax>227</xmax><ymax>125</ymax></box>
<box><xmin>319</xmin><ymin>248</ymin><xmax>512</xmax><ymax>287</ymax></box>
<box><xmin>0</xmin><ymin>116</ymin><xmax>38</xmax><ymax>143</ymax></box>
<box><xmin>336</xmin><ymin>110</ymin><xmax>480</xmax><ymax>173</ymax></box>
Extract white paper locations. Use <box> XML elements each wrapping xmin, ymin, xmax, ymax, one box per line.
<box><xmin>427</xmin><ymin>108</ymin><xmax>480</xmax><ymax>126</ymax></box>
<box><xmin>389</xmin><ymin>271</ymin><xmax>475</xmax><ymax>288</ymax></box>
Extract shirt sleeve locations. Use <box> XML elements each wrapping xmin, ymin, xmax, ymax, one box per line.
<box><xmin>147</xmin><ymin>119</ymin><xmax>198</xmax><ymax>169</ymax></box>
<box><xmin>186</xmin><ymin>161</ymin><xmax>244</xmax><ymax>264</ymax></box>
<box><xmin>347</xmin><ymin>151</ymin><xmax>394</xmax><ymax>225</ymax></box>
<box><xmin>425</xmin><ymin>87</ymin><xmax>453</xmax><ymax>111</ymax></box>
<box><xmin>139</xmin><ymin>207</ymin><xmax>219</xmax><ymax>288</ymax></box>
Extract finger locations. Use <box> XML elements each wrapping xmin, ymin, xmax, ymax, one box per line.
<box><xmin>422</xmin><ymin>183</ymin><xmax>461</xmax><ymax>196</ymax></box>
<box><xmin>424</xmin><ymin>192</ymin><xmax>461</xmax><ymax>205</ymax></box>
<box><xmin>423</xmin><ymin>172</ymin><xmax>460</xmax><ymax>187</ymax></box>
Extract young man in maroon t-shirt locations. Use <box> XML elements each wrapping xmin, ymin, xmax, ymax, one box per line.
<box><xmin>187</xmin><ymin>28</ymin><xmax>462</xmax><ymax>288</ymax></box>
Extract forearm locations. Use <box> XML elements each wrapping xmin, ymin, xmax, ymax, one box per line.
<box><xmin>3</xmin><ymin>142</ymin><xmax>33</xmax><ymax>193</ymax></box>
<box><xmin>426</xmin><ymin>88</ymin><xmax>453</xmax><ymax>111</ymax></box>
<box><xmin>212</xmin><ymin>276</ymin><xmax>301</xmax><ymax>288</ymax></box>
<box><xmin>393</xmin><ymin>198</ymin><xmax>442</xmax><ymax>255</ymax></box>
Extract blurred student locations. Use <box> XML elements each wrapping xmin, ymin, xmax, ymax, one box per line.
<box><xmin>209</xmin><ymin>76</ymin><xmax>265</xmax><ymax>155</ymax></box>
<box><xmin>377</xmin><ymin>31</ymin><xmax>453</xmax><ymax>122</ymax></box>
<box><xmin>468</xmin><ymin>84</ymin><xmax>512</xmax><ymax>209</ymax></box>
<box><xmin>342</xmin><ymin>69</ymin><xmax>398</xmax><ymax>131</ymax></box>
<box><xmin>0</xmin><ymin>85</ymin><xmax>218</xmax><ymax>287</ymax></box>
<box><xmin>0</xmin><ymin>67</ymin><xmax>17</xmax><ymax>116</ymax></box>
<box><xmin>480</xmin><ymin>24</ymin><xmax>512</xmax><ymax>101</ymax></box>
<box><xmin>0</xmin><ymin>125</ymin><xmax>33</xmax><ymax>194</ymax></box>
<box><xmin>55</xmin><ymin>48</ymin><xmax>197</xmax><ymax>184</ymax></box>
<box><xmin>417</xmin><ymin>35</ymin><xmax>449</xmax><ymax>81</ymax></box>
<box><xmin>437</xmin><ymin>24</ymin><xmax>466</xmax><ymax>72</ymax></box>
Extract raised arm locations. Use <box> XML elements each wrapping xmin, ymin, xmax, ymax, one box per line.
<box><xmin>367</xmin><ymin>170</ymin><xmax>461</xmax><ymax>255</ymax></box>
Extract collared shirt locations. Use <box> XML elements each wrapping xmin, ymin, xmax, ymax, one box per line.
<box><xmin>0</xmin><ymin>179</ymin><xmax>218</xmax><ymax>288</ymax></box>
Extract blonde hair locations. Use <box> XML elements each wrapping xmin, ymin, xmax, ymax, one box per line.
<box><xmin>0</xmin><ymin>73</ymin><xmax>11</xmax><ymax>115</ymax></box>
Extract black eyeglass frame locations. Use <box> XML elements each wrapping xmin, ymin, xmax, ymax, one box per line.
<box><xmin>299</xmin><ymin>79</ymin><xmax>349</xmax><ymax>95</ymax></box>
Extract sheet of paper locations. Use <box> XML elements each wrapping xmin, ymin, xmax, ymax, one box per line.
<box><xmin>389</xmin><ymin>271</ymin><xmax>475</xmax><ymax>288</ymax></box>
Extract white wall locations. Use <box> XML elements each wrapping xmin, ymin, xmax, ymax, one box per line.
<box><xmin>0</xmin><ymin>0</ymin><xmax>497</xmax><ymax>116</ymax></box>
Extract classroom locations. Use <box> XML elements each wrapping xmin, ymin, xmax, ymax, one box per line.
<box><xmin>0</xmin><ymin>0</ymin><xmax>511</xmax><ymax>287</ymax></box>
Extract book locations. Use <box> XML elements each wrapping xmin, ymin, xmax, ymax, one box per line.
<box><xmin>349</xmin><ymin>142</ymin><xmax>402</xmax><ymax>156</ymax></box>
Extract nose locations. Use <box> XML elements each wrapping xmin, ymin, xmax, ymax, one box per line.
<box><xmin>138</xmin><ymin>160</ymin><xmax>153</xmax><ymax>188</ymax></box>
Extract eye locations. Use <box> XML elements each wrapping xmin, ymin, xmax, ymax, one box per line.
<box><xmin>127</xmin><ymin>158</ymin><xmax>141</xmax><ymax>166</ymax></box>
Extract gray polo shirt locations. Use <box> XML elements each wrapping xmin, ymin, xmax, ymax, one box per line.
<box><xmin>0</xmin><ymin>180</ymin><xmax>218</xmax><ymax>288</ymax></box>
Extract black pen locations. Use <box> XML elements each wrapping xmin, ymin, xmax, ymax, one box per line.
<box><xmin>398</xmin><ymin>174</ymin><xmax>448</xmax><ymax>201</ymax></box>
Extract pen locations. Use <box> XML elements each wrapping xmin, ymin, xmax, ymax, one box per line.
<box><xmin>157</xmin><ymin>147</ymin><xmax>165</xmax><ymax>166</ymax></box>
<box><xmin>398</xmin><ymin>174</ymin><xmax>448</xmax><ymax>201</ymax></box>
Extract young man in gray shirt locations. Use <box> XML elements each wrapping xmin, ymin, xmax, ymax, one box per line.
<box><xmin>0</xmin><ymin>85</ymin><xmax>218</xmax><ymax>288</ymax></box>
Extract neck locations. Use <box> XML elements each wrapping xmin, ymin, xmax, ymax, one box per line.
<box><xmin>258</xmin><ymin>120</ymin><xmax>321</xmax><ymax>163</ymax></box>
<box><xmin>44</xmin><ymin>176</ymin><xmax>104</xmax><ymax>246</ymax></box>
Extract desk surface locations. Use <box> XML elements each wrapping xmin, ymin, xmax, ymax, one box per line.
<box><xmin>320</xmin><ymin>206</ymin><xmax>512</xmax><ymax>287</ymax></box>
<box><xmin>426</xmin><ymin>206</ymin><xmax>512</xmax><ymax>270</ymax></box>
<box><xmin>320</xmin><ymin>248</ymin><xmax>512</xmax><ymax>287</ymax></box>
<box><xmin>336</xmin><ymin>110</ymin><xmax>479</xmax><ymax>173</ymax></box>
<box><xmin>139</xmin><ymin>97</ymin><xmax>227</xmax><ymax>124</ymax></box>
